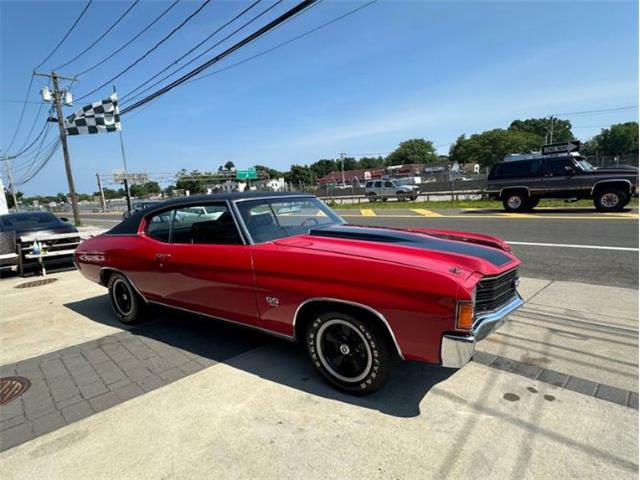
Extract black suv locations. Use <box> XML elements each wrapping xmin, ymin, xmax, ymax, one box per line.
<box><xmin>487</xmin><ymin>154</ymin><xmax>638</xmax><ymax>212</ymax></box>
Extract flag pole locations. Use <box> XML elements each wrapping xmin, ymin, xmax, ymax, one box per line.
<box><xmin>113</xmin><ymin>85</ymin><xmax>132</xmax><ymax>213</ymax></box>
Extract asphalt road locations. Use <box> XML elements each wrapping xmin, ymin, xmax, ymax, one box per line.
<box><xmin>76</xmin><ymin>208</ymin><xmax>639</xmax><ymax>288</ymax></box>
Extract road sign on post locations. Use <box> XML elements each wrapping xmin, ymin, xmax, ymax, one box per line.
<box><xmin>236</xmin><ymin>168</ymin><xmax>258</xmax><ymax>180</ymax></box>
<box><xmin>542</xmin><ymin>141</ymin><xmax>581</xmax><ymax>155</ymax></box>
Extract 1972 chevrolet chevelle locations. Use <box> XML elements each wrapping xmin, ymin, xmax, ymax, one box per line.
<box><xmin>75</xmin><ymin>192</ymin><xmax>523</xmax><ymax>394</ymax></box>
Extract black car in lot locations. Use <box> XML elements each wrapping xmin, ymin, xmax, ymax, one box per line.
<box><xmin>486</xmin><ymin>153</ymin><xmax>638</xmax><ymax>212</ymax></box>
<box><xmin>0</xmin><ymin>212</ymin><xmax>78</xmax><ymax>237</ymax></box>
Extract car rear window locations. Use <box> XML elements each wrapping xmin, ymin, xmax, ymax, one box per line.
<box><xmin>491</xmin><ymin>160</ymin><xmax>541</xmax><ymax>179</ymax></box>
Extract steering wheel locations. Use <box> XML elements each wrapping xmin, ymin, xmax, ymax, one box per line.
<box><xmin>301</xmin><ymin>217</ymin><xmax>319</xmax><ymax>227</ymax></box>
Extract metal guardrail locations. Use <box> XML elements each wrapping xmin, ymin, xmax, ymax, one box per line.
<box><xmin>319</xmin><ymin>189</ymin><xmax>485</xmax><ymax>205</ymax></box>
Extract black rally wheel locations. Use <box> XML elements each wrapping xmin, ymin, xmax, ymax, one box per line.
<box><xmin>108</xmin><ymin>273</ymin><xmax>145</xmax><ymax>324</ymax></box>
<box><xmin>594</xmin><ymin>189</ymin><xmax>626</xmax><ymax>212</ymax></box>
<box><xmin>306</xmin><ymin>311</ymin><xmax>393</xmax><ymax>395</ymax></box>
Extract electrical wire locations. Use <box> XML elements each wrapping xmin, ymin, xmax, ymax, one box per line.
<box><xmin>76</xmin><ymin>0</ymin><xmax>181</xmax><ymax>77</ymax></box>
<box><xmin>15</xmin><ymin>139</ymin><xmax>62</xmax><ymax>185</ymax></box>
<box><xmin>121</xmin><ymin>0</ymin><xmax>264</xmax><ymax>102</ymax></box>
<box><xmin>76</xmin><ymin>0</ymin><xmax>213</xmax><ymax>101</ymax></box>
<box><xmin>121</xmin><ymin>0</ymin><xmax>319</xmax><ymax>115</ymax></box>
<box><xmin>53</xmin><ymin>0</ymin><xmax>141</xmax><ymax>71</ymax></box>
<box><xmin>3</xmin><ymin>74</ymin><xmax>35</xmax><ymax>153</ymax></box>
<box><xmin>555</xmin><ymin>106</ymin><xmax>639</xmax><ymax>116</ymax></box>
<box><xmin>186</xmin><ymin>0</ymin><xmax>377</xmax><ymax>86</ymax></box>
<box><xmin>34</xmin><ymin>0</ymin><xmax>94</xmax><ymax>70</ymax></box>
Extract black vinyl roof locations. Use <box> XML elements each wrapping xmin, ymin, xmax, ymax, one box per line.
<box><xmin>106</xmin><ymin>191</ymin><xmax>313</xmax><ymax>235</ymax></box>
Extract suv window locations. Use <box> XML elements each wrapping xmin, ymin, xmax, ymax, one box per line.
<box><xmin>373</xmin><ymin>181</ymin><xmax>381</xmax><ymax>188</ymax></box>
<box><xmin>171</xmin><ymin>203</ymin><xmax>242</xmax><ymax>245</ymax></box>
<box><xmin>384</xmin><ymin>181</ymin><xmax>394</xmax><ymax>188</ymax></box>
<box><xmin>147</xmin><ymin>210</ymin><xmax>173</xmax><ymax>242</ymax></box>
<box><xmin>544</xmin><ymin>158</ymin><xmax>576</xmax><ymax>176</ymax></box>
<box><xmin>491</xmin><ymin>160</ymin><xmax>541</xmax><ymax>179</ymax></box>
<box><xmin>365</xmin><ymin>181</ymin><xmax>374</xmax><ymax>189</ymax></box>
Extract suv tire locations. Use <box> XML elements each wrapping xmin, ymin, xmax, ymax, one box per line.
<box><xmin>594</xmin><ymin>189</ymin><xmax>626</xmax><ymax>212</ymax></box>
<box><xmin>305</xmin><ymin>311</ymin><xmax>394</xmax><ymax>395</ymax></box>
<box><xmin>502</xmin><ymin>191</ymin><xmax>529</xmax><ymax>212</ymax></box>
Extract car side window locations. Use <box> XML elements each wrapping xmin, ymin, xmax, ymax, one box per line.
<box><xmin>384</xmin><ymin>181</ymin><xmax>394</xmax><ymax>188</ymax></box>
<box><xmin>492</xmin><ymin>160</ymin><xmax>541</xmax><ymax>178</ymax></box>
<box><xmin>373</xmin><ymin>181</ymin><xmax>381</xmax><ymax>188</ymax></box>
<box><xmin>170</xmin><ymin>203</ymin><xmax>242</xmax><ymax>245</ymax></box>
<box><xmin>545</xmin><ymin>158</ymin><xmax>576</xmax><ymax>176</ymax></box>
<box><xmin>147</xmin><ymin>210</ymin><xmax>174</xmax><ymax>242</ymax></box>
<box><xmin>365</xmin><ymin>181</ymin><xmax>373</xmax><ymax>188</ymax></box>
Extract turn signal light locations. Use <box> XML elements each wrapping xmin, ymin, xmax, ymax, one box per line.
<box><xmin>456</xmin><ymin>302</ymin><xmax>474</xmax><ymax>331</ymax></box>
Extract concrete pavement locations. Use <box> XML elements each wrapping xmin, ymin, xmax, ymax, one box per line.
<box><xmin>0</xmin><ymin>270</ymin><xmax>637</xmax><ymax>478</ymax></box>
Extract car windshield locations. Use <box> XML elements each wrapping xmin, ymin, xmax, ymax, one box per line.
<box><xmin>0</xmin><ymin>212</ymin><xmax>59</xmax><ymax>227</ymax></box>
<box><xmin>236</xmin><ymin>197</ymin><xmax>345</xmax><ymax>243</ymax></box>
<box><xmin>576</xmin><ymin>158</ymin><xmax>597</xmax><ymax>171</ymax></box>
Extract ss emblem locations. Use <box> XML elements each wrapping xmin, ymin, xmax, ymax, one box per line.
<box><xmin>266</xmin><ymin>296</ymin><xmax>279</xmax><ymax>307</ymax></box>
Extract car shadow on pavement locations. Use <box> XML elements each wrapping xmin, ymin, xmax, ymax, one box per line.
<box><xmin>65</xmin><ymin>295</ymin><xmax>455</xmax><ymax>418</ymax></box>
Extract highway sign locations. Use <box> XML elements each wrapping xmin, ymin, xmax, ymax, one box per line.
<box><xmin>542</xmin><ymin>141</ymin><xmax>581</xmax><ymax>155</ymax></box>
<box><xmin>236</xmin><ymin>169</ymin><xmax>258</xmax><ymax>180</ymax></box>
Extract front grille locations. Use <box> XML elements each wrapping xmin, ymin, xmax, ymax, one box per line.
<box><xmin>475</xmin><ymin>268</ymin><xmax>519</xmax><ymax>314</ymax></box>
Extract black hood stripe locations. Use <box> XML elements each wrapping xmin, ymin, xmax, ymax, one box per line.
<box><xmin>309</xmin><ymin>225</ymin><xmax>512</xmax><ymax>266</ymax></box>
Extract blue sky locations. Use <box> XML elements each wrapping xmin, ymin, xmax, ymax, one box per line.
<box><xmin>1</xmin><ymin>0</ymin><xmax>638</xmax><ymax>195</ymax></box>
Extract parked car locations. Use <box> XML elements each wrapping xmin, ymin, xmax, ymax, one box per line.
<box><xmin>75</xmin><ymin>192</ymin><xmax>522</xmax><ymax>395</ymax></box>
<box><xmin>365</xmin><ymin>180</ymin><xmax>419</xmax><ymax>201</ymax></box>
<box><xmin>0</xmin><ymin>212</ymin><xmax>78</xmax><ymax>237</ymax></box>
<box><xmin>487</xmin><ymin>153</ymin><xmax>638</xmax><ymax>212</ymax></box>
<box><xmin>122</xmin><ymin>201</ymin><xmax>164</xmax><ymax>220</ymax></box>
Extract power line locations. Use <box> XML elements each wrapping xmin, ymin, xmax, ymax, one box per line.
<box><xmin>53</xmin><ymin>0</ymin><xmax>141</xmax><ymax>71</ymax></box>
<box><xmin>0</xmin><ymin>99</ymin><xmax>45</xmax><ymax>104</ymax></box>
<box><xmin>121</xmin><ymin>0</ymin><xmax>319</xmax><ymax>115</ymax></box>
<box><xmin>3</xmin><ymin>74</ymin><xmax>35</xmax><ymax>154</ymax></box>
<box><xmin>76</xmin><ymin>0</ymin><xmax>213</xmax><ymax>101</ymax></box>
<box><xmin>34</xmin><ymin>0</ymin><xmax>94</xmax><ymax>70</ymax></box>
<box><xmin>121</xmin><ymin>0</ymin><xmax>265</xmax><ymax>102</ymax></box>
<box><xmin>76</xmin><ymin>0</ymin><xmax>181</xmax><ymax>77</ymax></box>
<box><xmin>15</xmin><ymin>139</ymin><xmax>62</xmax><ymax>186</ymax></box>
<box><xmin>187</xmin><ymin>0</ymin><xmax>377</xmax><ymax>86</ymax></box>
<box><xmin>555</xmin><ymin>106</ymin><xmax>638</xmax><ymax>116</ymax></box>
<box><xmin>7</xmin><ymin>112</ymin><xmax>52</xmax><ymax>160</ymax></box>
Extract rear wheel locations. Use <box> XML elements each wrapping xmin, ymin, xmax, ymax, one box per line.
<box><xmin>305</xmin><ymin>311</ymin><xmax>394</xmax><ymax>395</ymax></box>
<box><xmin>594</xmin><ymin>189</ymin><xmax>626</xmax><ymax>212</ymax></box>
<box><xmin>368</xmin><ymin>193</ymin><xmax>378</xmax><ymax>203</ymax></box>
<box><xmin>108</xmin><ymin>273</ymin><xmax>145</xmax><ymax>324</ymax></box>
<box><xmin>502</xmin><ymin>191</ymin><xmax>529</xmax><ymax>212</ymax></box>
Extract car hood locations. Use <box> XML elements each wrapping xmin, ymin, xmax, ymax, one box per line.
<box><xmin>274</xmin><ymin>224</ymin><xmax>520</xmax><ymax>281</ymax></box>
<box><xmin>9</xmin><ymin>225</ymin><xmax>78</xmax><ymax>238</ymax></box>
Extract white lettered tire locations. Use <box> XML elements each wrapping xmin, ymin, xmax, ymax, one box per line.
<box><xmin>107</xmin><ymin>273</ymin><xmax>145</xmax><ymax>324</ymax></box>
<box><xmin>306</xmin><ymin>311</ymin><xmax>393</xmax><ymax>395</ymax></box>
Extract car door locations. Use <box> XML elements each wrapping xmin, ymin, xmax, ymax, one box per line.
<box><xmin>157</xmin><ymin>202</ymin><xmax>260</xmax><ymax>327</ymax></box>
<box><xmin>383</xmin><ymin>181</ymin><xmax>395</xmax><ymax>197</ymax></box>
<box><xmin>542</xmin><ymin>157</ymin><xmax>580</xmax><ymax>197</ymax></box>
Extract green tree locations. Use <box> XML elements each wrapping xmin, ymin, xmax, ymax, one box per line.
<box><xmin>309</xmin><ymin>159</ymin><xmax>338</xmax><ymax>178</ymax></box>
<box><xmin>509</xmin><ymin>117</ymin><xmax>574</xmax><ymax>143</ymax></box>
<box><xmin>591</xmin><ymin>122</ymin><xmax>638</xmax><ymax>156</ymax></box>
<box><xmin>253</xmin><ymin>165</ymin><xmax>284</xmax><ymax>179</ymax></box>
<box><xmin>449</xmin><ymin>129</ymin><xmax>542</xmax><ymax>167</ymax></box>
<box><xmin>55</xmin><ymin>192</ymin><xmax>67</xmax><ymax>203</ymax></box>
<box><xmin>4</xmin><ymin>190</ymin><xmax>23</xmax><ymax>209</ymax></box>
<box><xmin>224</xmin><ymin>161</ymin><xmax>236</xmax><ymax>171</ymax></box>
<box><xmin>285</xmin><ymin>164</ymin><xmax>313</xmax><ymax>187</ymax></box>
<box><xmin>357</xmin><ymin>156</ymin><xmax>385</xmax><ymax>169</ymax></box>
<box><xmin>386</xmin><ymin>138</ymin><xmax>437</xmax><ymax>165</ymax></box>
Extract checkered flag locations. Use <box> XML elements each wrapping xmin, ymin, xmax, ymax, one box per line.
<box><xmin>65</xmin><ymin>94</ymin><xmax>121</xmax><ymax>136</ymax></box>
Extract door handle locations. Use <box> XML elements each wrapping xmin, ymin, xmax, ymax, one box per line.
<box><xmin>155</xmin><ymin>253</ymin><xmax>171</xmax><ymax>267</ymax></box>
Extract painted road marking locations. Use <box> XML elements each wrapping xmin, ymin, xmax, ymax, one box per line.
<box><xmin>410</xmin><ymin>208</ymin><xmax>442</xmax><ymax>217</ymax></box>
<box><xmin>507</xmin><ymin>241</ymin><xmax>638</xmax><ymax>252</ymax></box>
<box><xmin>360</xmin><ymin>209</ymin><xmax>376</xmax><ymax>216</ymax></box>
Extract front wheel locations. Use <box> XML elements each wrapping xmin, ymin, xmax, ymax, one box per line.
<box><xmin>306</xmin><ymin>312</ymin><xmax>394</xmax><ymax>395</ymax></box>
<box><xmin>108</xmin><ymin>273</ymin><xmax>145</xmax><ymax>324</ymax></box>
<box><xmin>594</xmin><ymin>189</ymin><xmax>626</xmax><ymax>212</ymax></box>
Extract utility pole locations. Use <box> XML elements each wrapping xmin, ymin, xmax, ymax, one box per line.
<box><xmin>549</xmin><ymin>116</ymin><xmax>555</xmax><ymax>144</ymax></box>
<box><xmin>340</xmin><ymin>152</ymin><xmax>346</xmax><ymax>187</ymax></box>
<box><xmin>35</xmin><ymin>71</ymin><xmax>81</xmax><ymax>226</ymax></box>
<box><xmin>113</xmin><ymin>85</ymin><xmax>132</xmax><ymax>213</ymax></box>
<box><xmin>2</xmin><ymin>155</ymin><xmax>18</xmax><ymax>211</ymax></box>
<box><xmin>96</xmin><ymin>173</ymin><xmax>107</xmax><ymax>212</ymax></box>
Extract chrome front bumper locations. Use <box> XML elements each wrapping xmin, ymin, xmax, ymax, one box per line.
<box><xmin>440</xmin><ymin>294</ymin><xmax>524</xmax><ymax>368</ymax></box>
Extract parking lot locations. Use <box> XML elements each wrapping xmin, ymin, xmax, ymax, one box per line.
<box><xmin>0</xmin><ymin>208</ymin><xmax>638</xmax><ymax>479</ymax></box>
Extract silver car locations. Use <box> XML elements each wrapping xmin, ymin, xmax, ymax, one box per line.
<box><xmin>365</xmin><ymin>180</ymin><xmax>419</xmax><ymax>202</ymax></box>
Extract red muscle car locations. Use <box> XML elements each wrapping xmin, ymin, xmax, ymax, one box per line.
<box><xmin>75</xmin><ymin>192</ymin><xmax>523</xmax><ymax>395</ymax></box>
